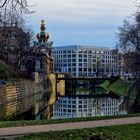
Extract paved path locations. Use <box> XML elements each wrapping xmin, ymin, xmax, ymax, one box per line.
<box><xmin>0</xmin><ymin>117</ymin><xmax>140</xmax><ymax>137</ymax></box>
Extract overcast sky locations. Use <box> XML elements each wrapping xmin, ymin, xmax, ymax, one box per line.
<box><xmin>28</xmin><ymin>0</ymin><xmax>139</xmax><ymax>47</ymax></box>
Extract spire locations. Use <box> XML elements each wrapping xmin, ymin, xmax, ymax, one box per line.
<box><xmin>36</xmin><ymin>20</ymin><xmax>49</xmax><ymax>43</ymax></box>
<box><xmin>40</xmin><ymin>19</ymin><xmax>45</xmax><ymax>32</ymax></box>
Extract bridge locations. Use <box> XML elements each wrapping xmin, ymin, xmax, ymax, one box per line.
<box><xmin>56</xmin><ymin>76</ymin><xmax>120</xmax><ymax>98</ymax></box>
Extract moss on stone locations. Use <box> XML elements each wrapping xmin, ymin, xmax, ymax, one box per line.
<box><xmin>0</xmin><ymin>60</ymin><xmax>12</xmax><ymax>81</ymax></box>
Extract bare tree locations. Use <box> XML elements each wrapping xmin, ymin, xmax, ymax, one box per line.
<box><xmin>0</xmin><ymin>0</ymin><xmax>29</xmax><ymax>10</ymax></box>
<box><xmin>117</xmin><ymin>5</ymin><xmax>140</xmax><ymax>113</ymax></box>
<box><xmin>117</xmin><ymin>11</ymin><xmax>140</xmax><ymax>77</ymax></box>
<box><xmin>0</xmin><ymin>0</ymin><xmax>8</xmax><ymax>8</ymax></box>
<box><xmin>0</xmin><ymin>0</ymin><xmax>33</xmax><ymax>69</ymax></box>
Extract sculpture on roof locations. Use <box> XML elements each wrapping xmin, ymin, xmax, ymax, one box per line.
<box><xmin>25</xmin><ymin>20</ymin><xmax>54</xmax><ymax>75</ymax></box>
<box><xmin>35</xmin><ymin>20</ymin><xmax>53</xmax><ymax>57</ymax></box>
<box><xmin>36</xmin><ymin>20</ymin><xmax>49</xmax><ymax>43</ymax></box>
<box><xmin>35</xmin><ymin>20</ymin><xmax>53</xmax><ymax>74</ymax></box>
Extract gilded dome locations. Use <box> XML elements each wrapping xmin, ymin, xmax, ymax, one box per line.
<box><xmin>36</xmin><ymin>20</ymin><xmax>49</xmax><ymax>43</ymax></box>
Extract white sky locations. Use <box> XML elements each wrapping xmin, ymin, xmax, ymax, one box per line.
<box><xmin>28</xmin><ymin>0</ymin><xmax>140</xmax><ymax>47</ymax></box>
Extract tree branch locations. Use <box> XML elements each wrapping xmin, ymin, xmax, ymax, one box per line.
<box><xmin>0</xmin><ymin>0</ymin><xmax>8</xmax><ymax>8</ymax></box>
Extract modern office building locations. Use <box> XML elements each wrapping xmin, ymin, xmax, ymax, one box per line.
<box><xmin>52</xmin><ymin>45</ymin><xmax>125</xmax><ymax>119</ymax></box>
<box><xmin>52</xmin><ymin>45</ymin><xmax>119</xmax><ymax>77</ymax></box>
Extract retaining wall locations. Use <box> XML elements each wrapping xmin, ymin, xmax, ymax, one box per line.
<box><xmin>0</xmin><ymin>79</ymin><xmax>44</xmax><ymax>120</ymax></box>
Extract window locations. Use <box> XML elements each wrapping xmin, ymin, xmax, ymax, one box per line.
<box><xmin>73</xmin><ymin>73</ymin><xmax>76</xmax><ymax>76</ymax></box>
<box><xmin>72</xmin><ymin>63</ymin><xmax>76</xmax><ymax>66</ymax></box>
<box><xmin>84</xmin><ymin>63</ymin><xmax>87</xmax><ymax>67</ymax></box>
<box><xmin>72</xmin><ymin>68</ymin><xmax>76</xmax><ymax>71</ymax></box>
<box><xmin>72</xmin><ymin>100</ymin><xmax>76</xmax><ymax>104</ymax></box>
<box><xmin>72</xmin><ymin>54</ymin><xmax>76</xmax><ymax>57</ymax></box>
<box><xmin>84</xmin><ymin>68</ymin><xmax>87</xmax><ymax>71</ymax></box>
<box><xmin>63</xmin><ymin>50</ymin><xmax>67</xmax><ymax>53</ymax></box>
<box><xmin>102</xmin><ymin>60</ymin><xmax>105</xmax><ymax>63</ymax></box>
<box><xmin>79</xmin><ymin>100</ymin><xmax>82</xmax><ymax>104</ymax></box>
<box><xmin>88</xmin><ymin>59</ymin><xmax>91</xmax><ymax>62</ymax></box>
<box><xmin>63</xmin><ymin>100</ymin><xmax>66</xmax><ymax>104</ymax></box>
<box><xmin>79</xmin><ymin>68</ymin><xmax>82</xmax><ymax>71</ymax></box>
<box><xmin>84</xmin><ymin>59</ymin><xmax>87</xmax><ymax>62</ymax></box>
<box><xmin>79</xmin><ymin>105</ymin><xmax>82</xmax><ymax>108</ymax></box>
<box><xmin>63</xmin><ymin>55</ymin><xmax>66</xmax><ymax>58</ymax></box>
<box><xmin>63</xmin><ymin>59</ymin><xmax>67</xmax><ymax>62</ymax></box>
<box><xmin>72</xmin><ymin>105</ymin><xmax>76</xmax><ymax>108</ymax></box>
<box><xmin>78</xmin><ymin>50</ymin><xmax>82</xmax><ymax>53</ymax></box>
<box><xmin>88</xmin><ymin>68</ymin><xmax>91</xmax><ymax>71</ymax></box>
<box><xmin>84</xmin><ymin>105</ymin><xmax>87</xmax><ymax>108</ymax></box>
<box><xmin>88</xmin><ymin>50</ymin><xmax>92</xmax><ymax>53</ymax></box>
<box><xmin>72</xmin><ymin>59</ymin><xmax>76</xmax><ymax>62</ymax></box>
<box><xmin>88</xmin><ymin>55</ymin><xmax>92</xmax><ymax>58</ymax></box>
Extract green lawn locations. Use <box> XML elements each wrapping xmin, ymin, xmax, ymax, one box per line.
<box><xmin>16</xmin><ymin>123</ymin><xmax>140</xmax><ymax>140</ymax></box>
<box><xmin>0</xmin><ymin>113</ymin><xmax>140</xmax><ymax>128</ymax></box>
<box><xmin>108</xmin><ymin>79</ymin><xmax>134</xmax><ymax>96</ymax></box>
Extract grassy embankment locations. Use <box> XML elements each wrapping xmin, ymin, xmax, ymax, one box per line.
<box><xmin>16</xmin><ymin>123</ymin><xmax>140</xmax><ymax>140</ymax></box>
<box><xmin>0</xmin><ymin>113</ymin><xmax>140</xmax><ymax>128</ymax></box>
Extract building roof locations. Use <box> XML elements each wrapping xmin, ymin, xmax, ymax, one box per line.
<box><xmin>53</xmin><ymin>45</ymin><xmax>117</xmax><ymax>51</ymax></box>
